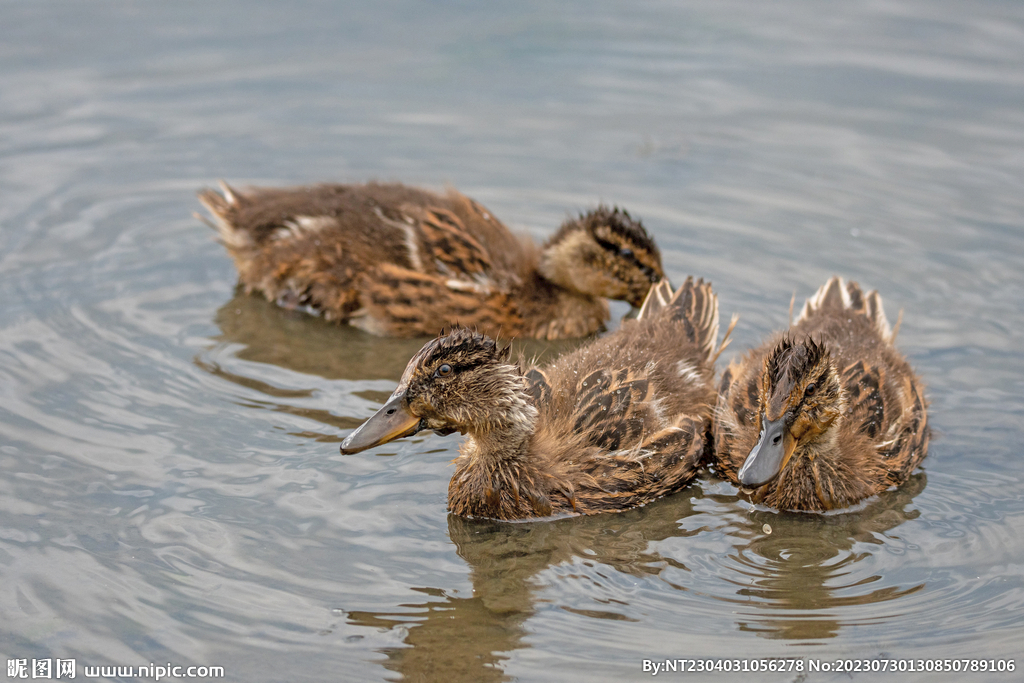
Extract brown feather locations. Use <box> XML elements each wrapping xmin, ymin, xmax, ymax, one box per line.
<box><xmin>198</xmin><ymin>182</ymin><xmax>664</xmax><ymax>339</ymax></box>
<box><xmin>344</xmin><ymin>277</ymin><xmax>722</xmax><ymax>520</ymax></box>
<box><xmin>712</xmin><ymin>276</ymin><xmax>930</xmax><ymax>511</ymax></box>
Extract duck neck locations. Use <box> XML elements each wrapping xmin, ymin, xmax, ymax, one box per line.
<box><xmin>449</xmin><ymin>381</ymin><xmax>557</xmax><ymax>518</ymax></box>
<box><xmin>793</xmin><ymin>420</ymin><xmax>850</xmax><ymax>510</ymax></box>
<box><xmin>798</xmin><ymin>423</ymin><xmax>841</xmax><ymax>463</ymax></box>
<box><xmin>462</xmin><ymin>390</ymin><xmax>538</xmax><ymax>468</ymax></box>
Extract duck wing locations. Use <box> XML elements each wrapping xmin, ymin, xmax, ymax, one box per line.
<box><xmin>842</xmin><ymin>359</ymin><xmax>929</xmax><ymax>485</ymax></box>
<box><xmin>199</xmin><ymin>182</ymin><xmax>533</xmax><ymax>326</ymax></box>
<box><xmin>348</xmin><ymin>262</ymin><xmax>524</xmax><ymax>337</ymax></box>
<box><xmin>562</xmin><ymin>365</ymin><xmax>705</xmax><ymax>509</ymax></box>
<box><xmin>535</xmin><ymin>277</ymin><xmax>721</xmax><ymax>510</ymax></box>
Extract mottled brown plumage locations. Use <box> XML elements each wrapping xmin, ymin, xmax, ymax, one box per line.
<box><xmin>197</xmin><ymin>181</ymin><xmax>663</xmax><ymax>339</ymax></box>
<box><xmin>340</xmin><ymin>277</ymin><xmax>724</xmax><ymax>520</ymax></box>
<box><xmin>713</xmin><ymin>276</ymin><xmax>930</xmax><ymax>512</ymax></box>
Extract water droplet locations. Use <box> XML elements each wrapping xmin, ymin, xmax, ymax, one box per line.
<box><xmin>762</xmin><ymin>523</ymin><xmax>772</xmax><ymax>534</ymax></box>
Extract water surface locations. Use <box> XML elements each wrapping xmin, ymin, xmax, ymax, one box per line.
<box><xmin>1</xmin><ymin>1</ymin><xmax>1022</xmax><ymax>681</ymax></box>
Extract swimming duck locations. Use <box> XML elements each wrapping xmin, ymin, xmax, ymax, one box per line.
<box><xmin>340</xmin><ymin>277</ymin><xmax>726</xmax><ymax>519</ymax></box>
<box><xmin>197</xmin><ymin>182</ymin><xmax>664</xmax><ymax>339</ymax></box>
<box><xmin>712</xmin><ymin>276</ymin><xmax>929</xmax><ymax>512</ymax></box>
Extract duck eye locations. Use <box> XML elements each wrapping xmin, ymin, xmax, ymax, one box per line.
<box><xmin>436</xmin><ymin>364</ymin><xmax>453</xmax><ymax>377</ymax></box>
<box><xmin>805</xmin><ymin>382</ymin><xmax>817</xmax><ymax>396</ymax></box>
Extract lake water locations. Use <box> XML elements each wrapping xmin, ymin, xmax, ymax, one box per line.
<box><xmin>1</xmin><ymin>1</ymin><xmax>1022</xmax><ymax>681</ymax></box>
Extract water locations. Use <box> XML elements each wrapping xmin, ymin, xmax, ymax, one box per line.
<box><xmin>2</xmin><ymin>1</ymin><xmax>1022</xmax><ymax>681</ymax></box>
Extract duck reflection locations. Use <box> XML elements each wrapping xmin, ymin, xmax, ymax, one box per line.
<box><xmin>345</xmin><ymin>475</ymin><xmax>927</xmax><ymax>679</ymax></box>
<box><xmin>197</xmin><ymin>292</ymin><xmax>584</xmax><ymax>437</ymax></box>
<box><xmin>715</xmin><ymin>471</ymin><xmax>928</xmax><ymax>641</ymax></box>
<box><xmin>206</xmin><ymin>291</ymin><xmax>430</xmax><ymax>381</ymax></box>
<box><xmin>201</xmin><ymin>291</ymin><xmax>582</xmax><ymax>384</ymax></box>
<box><xmin>346</xmin><ymin>495</ymin><xmax>701</xmax><ymax>683</ymax></box>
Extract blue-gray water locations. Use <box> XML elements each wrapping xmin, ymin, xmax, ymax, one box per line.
<box><xmin>1</xmin><ymin>1</ymin><xmax>1022</xmax><ymax>681</ymax></box>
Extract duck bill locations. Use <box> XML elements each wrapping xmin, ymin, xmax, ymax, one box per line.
<box><xmin>340</xmin><ymin>392</ymin><xmax>422</xmax><ymax>455</ymax></box>
<box><xmin>737</xmin><ymin>415</ymin><xmax>796</xmax><ymax>487</ymax></box>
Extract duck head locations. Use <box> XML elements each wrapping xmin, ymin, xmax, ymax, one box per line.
<box><xmin>538</xmin><ymin>206</ymin><xmax>664</xmax><ymax>308</ymax></box>
<box><xmin>340</xmin><ymin>327</ymin><xmax>536</xmax><ymax>454</ymax></box>
<box><xmin>738</xmin><ymin>337</ymin><xmax>845</xmax><ymax>487</ymax></box>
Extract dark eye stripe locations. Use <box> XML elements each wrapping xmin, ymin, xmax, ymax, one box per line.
<box><xmin>594</xmin><ymin>235</ymin><xmax>657</xmax><ymax>275</ymax></box>
<box><xmin>796</xmin><ymin>373</ymin><xmax>830</xmax><ymax>409</ymax></box>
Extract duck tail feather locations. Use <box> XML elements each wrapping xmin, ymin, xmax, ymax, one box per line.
<box><xmin>636</xmin><ymin>278</ymin><xmax>674</xmax><ymax>320</ymax></box>
<box><xmin>796</xmin><ymin>275</ymin><xmax>893</xmax><ymax>342</ymax></box>
<box><xmin>652</xmin><ymin>276</ymin><xmax>721</xmax><ymax>364</ymax></box>
<box><xmin>890</xmin><ymin>308</ymin><xmax>904</xmax><ymax>342</ymax></box>
<box><xmin>712</xmin><ymin>312</ymin><xmax>739</xmax><ymax>366</ymax></box>
<box><xmin>197</xmin><ymin>181</ymin><xmax>250</xmax><ymax>250</ymax></box>
<box><xmin>862</xmin><ymin>287</ymin><xmax>894</xmax><ymax>343</ymax></box>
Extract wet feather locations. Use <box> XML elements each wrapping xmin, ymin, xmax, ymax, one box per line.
<box><xmin>198</xmin><ymin>181</ymin><xmax>664</xmax><ymax>339</ymax></box>
<box><xmin>712</xmin><ymin>276</ymin><xmax>930</xmax><ymax>511</ymax></box>
<box><xmin>341</xmin><ymin>278</ymin><xmax>724</xmax><ymax>519</ymax></box>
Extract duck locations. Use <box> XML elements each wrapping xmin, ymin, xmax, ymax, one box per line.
<box><xmin>197</xmin><ymin>181</ymin><xmax>664</xmax><ymax>339</ymax></box>
<box><xmin>339</xmin><ymin>277</ymin><xmax>728</xmax><ymax>520</ymax></box>
<box><xmin>712</xmin><ymin>276</ymin><xmax>930</xmax><ymax>512</ymax></box>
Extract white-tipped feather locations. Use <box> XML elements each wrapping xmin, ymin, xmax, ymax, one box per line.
<box><xmin>445</xmin><ymin>278</ymin><xmax>493</xmax><ymax>295</ymax></box>
<box><xmin>373</xmin><ymin>206</ymin><xmax>423</xmax><ymax>272</ymax></box>
<box><xmin>796</xmin><ymin>275</ymin><xmax>851</xmax><ymax>323</ymax></box>
<box><xmin>713</xmin><ymin>313</ymin><xmax>739</xmax><ymax>366</ymax></box>
<box><xmin>675</xmin><ymin>360</ymin><xmax>703</xmax><ymax>385</ymax></box>
<box><xmin>796</xmin><ymin>275</ymin><xmax>893</xmax><ymax>343</ymax></box>
<box><xmin>217</xmin><ymin>179</ymin><xmax>237</xmax><ymax>206</ymax></box>
<box><xmin>694</xmin><ymin>285</ymin><xmax>720</xmax><ymax>363</ymax></box>
<box><xmin>864</xmin><ymin>290</ymin><xmax>893</xmax><ymax>342</ymax></box>
<box><xmin>271</xmin><ymin>215</ymin><xmax>336</xmax><ymax>241</ymax></box>
<box><xmin>197</xmin><ymin>185</ymin><xmax>250</xmax><ymax>250</ymax></box>
<box><xmin>637</xmin><ymin>277</ymin><xmax>722</xmax><ymax>364</ymax></box>
<box><xmin>636</xmin><ymin>278</ymin><xmax>673</xmax><ymax>319</ymax></box>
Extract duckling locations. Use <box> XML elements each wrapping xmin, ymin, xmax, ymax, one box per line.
<box><xmin>197</xmin><ymin>182</ymin><xmax>663</xmax><ymax>339</ymax></box>
<box><xmin>712</xmin><ymin>276</ymin><xmax>929</xmax><ymax>512</ymax></box>
<box><xmin>339</xmin><ymin>277</ymin><xmax>726</xmax><ymax>520</ymax></box>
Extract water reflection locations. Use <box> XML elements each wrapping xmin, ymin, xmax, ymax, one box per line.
<box><xmin>196</xmin><ymin>292</ymin><xmax>588</xmax><ymax>440</ymax></box>
<box><xmin>346</xmin><ymin>475</ymin><xmax>929</xmax><ymax>678</ymax></box>
<box><xmin>347</xmin><ymin>497</ymin><xmax>700</xmax><ymax>683</ymax></box>
<box><xmin>205</xmin><ymin>292</ymin><xmax>585</xmax><ymax>382</ymax></box>
<box><xmin>711</xmin><ymin>472</ymin><xmax>928</xmax><ymax>641</ymax></box>
<box><xmin>208</xmin><ymin>291</ymin><xmax>430</xmax><ymax>382</ymax></box>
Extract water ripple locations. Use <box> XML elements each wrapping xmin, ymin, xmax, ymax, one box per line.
<box><xmin>2</xmin><ymin>1</ymin><xmax>1024</xmax><ymax>681</ymax></box>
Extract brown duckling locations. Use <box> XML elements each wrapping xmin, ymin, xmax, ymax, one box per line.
<box><xmin>713</xmin><ymin>276</ymin><xmax>930</xmax><ymax>512</ymax></box>
<box><xmin>339</xmin><ymin>277</ymin><xmax>726</xmax><ymax>520</ymax></box>
<box><xmin>197</xmin><ymin>182</ymin><xmax>664</xmax><ymax>339</ymax></box>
